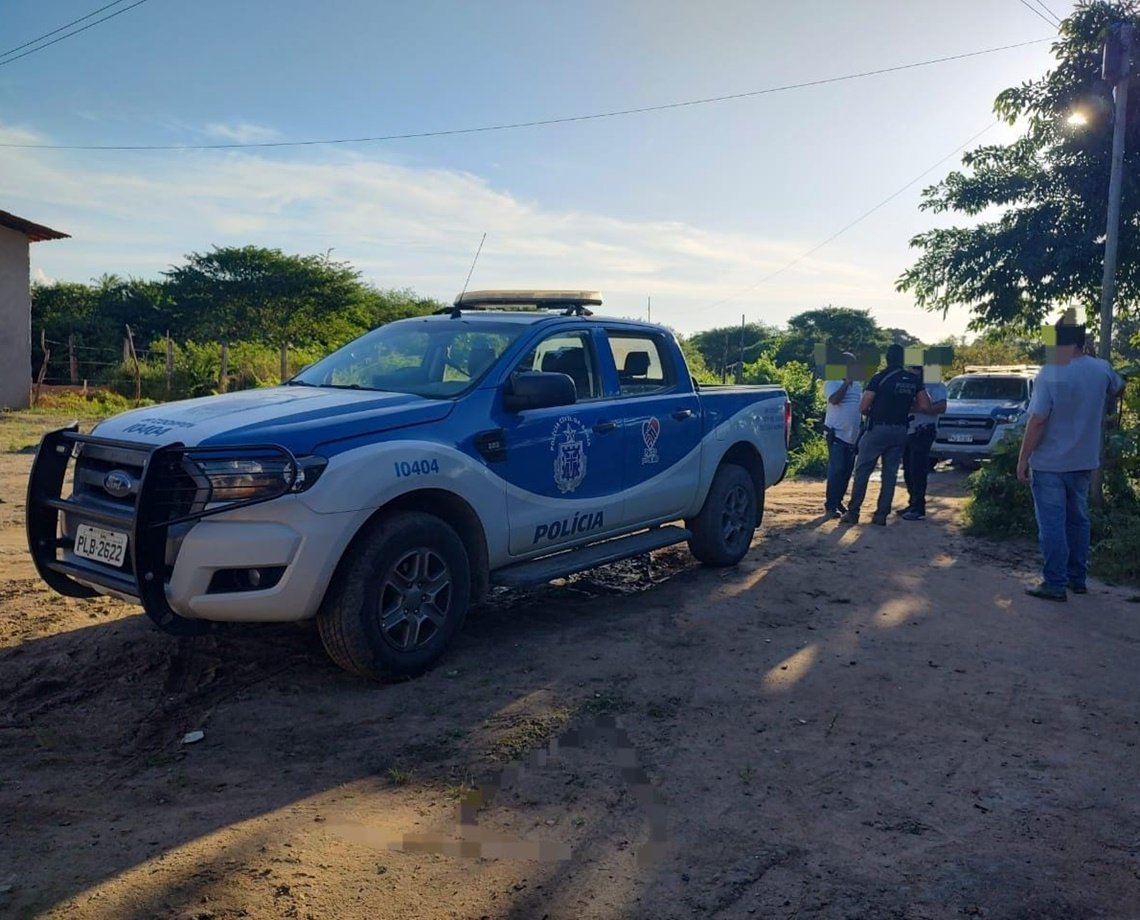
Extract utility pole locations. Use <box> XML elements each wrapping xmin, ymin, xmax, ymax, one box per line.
<box><xmin>1091</xmin><ymin>22</ymin><xmax>1132</xmax><ymax>506</ymax></box>
<box><xmin>737</xmin><ymin>314</ymin><xmax>745</xmax><ymax>384</ymax></box>
<box><xmin>1099</xmin><ymin>21</ymin><xmax>1132</xmax><ymax>361</ymax></box>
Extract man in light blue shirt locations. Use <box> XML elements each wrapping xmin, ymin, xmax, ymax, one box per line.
<box><xmin>1017</xmin><ymin>323</ymin><xmax>1125</xmax><ymax>601</ymax></box>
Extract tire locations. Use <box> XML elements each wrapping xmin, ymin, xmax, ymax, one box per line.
<box><xmin>318</xmin><ymin>511</ymin><xmax>471</xmax><ymax>681</ymax></box>
<box><xmin>686</xmin><ymin>463</ymin><xmax>759</xmax><ymax>567</ymax></box>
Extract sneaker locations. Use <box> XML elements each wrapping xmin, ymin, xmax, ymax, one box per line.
<box><xmin>870</xmin><ymin>514</ymin><xmax>887</xmax><ymax>526</ymax></box>
<box><xmin>901</xmin><ymin>510</ymin><xmax>926</xmax><ymax>521</ymax></box>
<box><xmin>838</xmin><ymin>512</ymin><xmax>859</xmax><ymax>525</ymax></box>
<box><xmin>1068</xmin><ymin>583</ymin><xmax>1088</xmax><ymax>595</ymax></box>
<box><xmin>823</xmin><ymin>506</ymin><xmax>842</xmax><ymax>518</ymax></box>
<box><xmin>894</xmin><ymin>507</ymin><xmax>912</xmax><ymax>517</ymax></box>
<box><xmin>1025</xmin><ymin>583</ymin><xmax>1067</xmax><ymax>602</ymax></box>
<box><xmin>836</xmin><ymin>501</ymin><xmax>848</xmax><ymax>514</ymax></box>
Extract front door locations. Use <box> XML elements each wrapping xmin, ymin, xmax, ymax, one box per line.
<box><xmin>499</xmin><ymin>330</ymin><xmax>625</xmax><ymax>556</ymax></box>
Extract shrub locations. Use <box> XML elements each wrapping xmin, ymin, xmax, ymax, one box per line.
<box><xmin>789</xmin><ymin>433</ymin><xmax>829</xmax><ymax>478</ymax></box>
<box><xmin>742</xmin><ymin>354</ymin><xmax>822</xmax><ymax>453</ymax></box>
<box><xmin>963</xmin><ymin>429</ymin><xmax>1037</xmax><ymax>539</ymax></box>
<box><xmin>98</xmin><ymin>340</ymin><xmax>330</xmax><ymax>402</ymax></box>
<box><xmin>965</xmin><ymin>422</ymin><xmax>1140</xmax><ymax>584</ymax></box>
<box><xmin>31</xmin><ymin>389</ymin><xmax>147</xmax><ymax>416</ymax></box>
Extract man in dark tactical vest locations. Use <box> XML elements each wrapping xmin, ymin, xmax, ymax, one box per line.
<box><xmin>840</xmin><ymin>344</ymin><xmax>932</xmax><ymax>526</ymax></box>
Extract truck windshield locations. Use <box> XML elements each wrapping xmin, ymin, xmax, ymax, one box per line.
<box><xmin>288</xmin><ymin>321</ymin><xmax>523</xmax><ymax>398</ymax></box>
<box><xmin>946</xmin><ymin>377</ymin><xmax>1028</xmax><ymax>402</ymax></box>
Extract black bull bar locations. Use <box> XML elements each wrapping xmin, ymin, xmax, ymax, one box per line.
<box><xmin>26</xmin><ymin>425</ymin><xmax>299</xmax><ymax>636</ymax></box>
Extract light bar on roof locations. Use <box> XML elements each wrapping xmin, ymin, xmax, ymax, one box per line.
<box><xmin>454</xmin><ymin>289</ymin><xmax>603</xmax><ymax>309</ymax></box>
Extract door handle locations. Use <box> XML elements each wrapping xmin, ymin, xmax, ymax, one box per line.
<box><xmin>672</xmin><ymin>408</ymin><xmax>694</xmax><ymax>420</ymax></box>
<box><xmin>593</xmin><ymin>420</ymin><xmax>618</xmax><ymax>433</ymax></box>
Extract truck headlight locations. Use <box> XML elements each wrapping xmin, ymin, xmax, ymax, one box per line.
<box><xmin>993</xmin><ymin>410</ymin><xmax>1022</xmax><ymax>425</ymax></box>
<box><xmin>196</xmin><ymin>456</ymin><xmax>327</xmax><ymax>503</ymax></box>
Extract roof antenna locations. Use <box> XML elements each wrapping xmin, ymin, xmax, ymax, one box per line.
<box><xmin>452</xmin><ymin>232</ymin><xmax>487</xmax><ymax>317</ymax></box>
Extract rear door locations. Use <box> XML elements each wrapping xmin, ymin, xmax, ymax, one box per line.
<box><xmin>603</xmin><ymin>329</ymin><xmax>702</xmax><ymax>525</ymax></box>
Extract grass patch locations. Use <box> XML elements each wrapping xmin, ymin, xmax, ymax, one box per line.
<box><xmin>1</xmin><ymin>392</ymin><xmax>142</xmax><ymax>453</ymax></box>
<box><xmin>484</xmin><ymin>714</ymin><xmax>566</xmax><ymax>763</ymax></box>
<box><xmin>386</xmin><ymin>765</ymin><xmax>414</xmax><ymax>786</ymax></box>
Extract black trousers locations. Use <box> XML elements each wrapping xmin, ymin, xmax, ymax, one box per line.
<box><xmin>903</xmin><ymin>426</ymin><xmax>936</xmax><ymax>514</ymax></box>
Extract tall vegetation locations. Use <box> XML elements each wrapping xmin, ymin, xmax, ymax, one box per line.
<box><xmin>31</xmin><ymin>246</ymin><xmax>442</xmax><ymax>398</ymax></box>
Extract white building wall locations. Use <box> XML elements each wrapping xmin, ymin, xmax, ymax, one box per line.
<box><xmin>0</xmin><ymin>225</ymin><xmax>31</xmax><ymax>409</ymax></box>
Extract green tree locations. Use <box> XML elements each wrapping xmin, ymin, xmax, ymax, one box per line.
<box><xmin>898</xmin><ymin>2</ymin><xmax>1140</xmax><ymax>334</ymax></box>
<box><xmin>742</xmin><ymin>353</ymin><xmax>821</xmax><ymax>450</ymax></box>
<box><xmin>675</xmin><ymin>334</ymin><xmax>718</xmax><ymax>384</ymax></box>
<box><xmin>686</xmin><ymin>322</ymin><xmax>780</xmax><ymax>381</ymax></box>
<box><xmin>773</xmin><ymin>306</ymin><xmax>891</xmax><ymax>367</ymax></box>
<box><xmin>164</xmin><ymin>246</ymin><xmax>375</xmax><ymax>364</ymax></box>
<box><xmin>935</xmin><ymin>332</ymin><xmax>1044</xmax><ymax>377</ymax></box>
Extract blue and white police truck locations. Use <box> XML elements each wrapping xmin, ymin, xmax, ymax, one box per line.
<box><xmin>27</xmin><ymin>291</ymin><xmax>790</xmax><ymax>680</ymax></box>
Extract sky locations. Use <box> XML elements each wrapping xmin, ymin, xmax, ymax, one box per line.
<box><xmin>0</xmin><ymin>0</ymin><xmax>1081</xmax><ymax>343</ymax></box>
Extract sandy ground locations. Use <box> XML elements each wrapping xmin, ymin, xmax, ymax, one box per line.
<box><xmin>2</xmin><ymin>447</ymin><xmax>1139</xmax><ymax>920</ymax></box>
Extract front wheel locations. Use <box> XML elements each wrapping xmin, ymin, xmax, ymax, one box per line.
<box><xmin>318</xmin><ymin>511</ymin><xmax>471</xmax><ymax>681</ymax></box>
<box><xmin>686</xmin><ymin>463</ymin><xmax>758</xmax><ymax>567</ymax></box>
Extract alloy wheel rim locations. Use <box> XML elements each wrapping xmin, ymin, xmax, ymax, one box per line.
<box><xmin>377</xmin><ymin>547</ymin><xmax>452</xmax><ymax>652</ymax></box>
<box><xmin>720</xmin><ymin>484</ymin><xmax>752</xmax><ymax>548</ymax></box>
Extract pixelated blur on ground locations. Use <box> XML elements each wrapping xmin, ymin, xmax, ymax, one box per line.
<box><xmin>2</xmin><ymin>436</ymin><xmax>1139</xmax><ymax>919</ymax></box>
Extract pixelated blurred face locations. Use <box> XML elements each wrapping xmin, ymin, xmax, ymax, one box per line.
<box><xmin>813</xmin><ymin>341</ymin><xmax>879</xmax><ymax>380</ymax></box>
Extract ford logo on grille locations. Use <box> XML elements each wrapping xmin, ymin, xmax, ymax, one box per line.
<box><xmin>103</xmin><ymin>470</ymin><xmax>135</xmax><ymax>498</ymax></box>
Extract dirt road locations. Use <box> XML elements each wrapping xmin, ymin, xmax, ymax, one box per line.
<box><xmin>2</xmin><ymin>447</ymin><xmax>1139</xmax><ymax>920</ymax></box>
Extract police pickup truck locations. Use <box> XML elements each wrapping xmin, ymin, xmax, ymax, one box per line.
<box><xmin>27</xmin><ymin>291</ymin><xmax>790</xmax><ymax>680</ymax></box>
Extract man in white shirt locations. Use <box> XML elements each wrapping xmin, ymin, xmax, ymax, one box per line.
<box><xmin>822</xmin><ymin>353</ymin><xmax>863</xmax><ymax>517</ymax></box>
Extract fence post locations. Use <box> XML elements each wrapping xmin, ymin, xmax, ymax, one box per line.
<box><xmin>34</xmin><ymin>330</ymin><xmax>51</xmax><ymax>406</ymax></box>
<box><xmin>280</xmin><ymin>341</ymin><xmax>289</xmax><ymax>382</ymax></box>
<box><xmin>165</xmin><ymin>332</ymin><xmax>174</xmax><ymax>398</ymax></box>
<box><xmin>219</xmin><ymin>341</ymin><xmax>229</xmax><ymax>393</ymax></box>
<box><xmin>125</xmin><ymin>324</ymin><xmax>141</xmax><ymax>405</ymax></box>
<box><xmin>68</xmin><ymin>333</ymin><xmax>79</xmax><ymax>385</ymax></box>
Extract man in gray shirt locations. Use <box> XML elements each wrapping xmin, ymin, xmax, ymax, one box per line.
<box><xmin>1017</xmin><ymin>323</ymin><xmax>1125</xmax><ymax>601</ymax></box>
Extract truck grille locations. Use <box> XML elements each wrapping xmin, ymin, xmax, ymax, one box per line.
<box><xmin>936</xmin><ymin>415</ymin><xmax>995</xmax><ymax>445</ymax></box>
<box><xmin>74</xmin><ymin>442</ymin><xmax>204</xmax><ymax>521</ymax></box>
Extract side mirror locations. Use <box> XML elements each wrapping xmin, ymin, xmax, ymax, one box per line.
<box><xmin>503</xmin><ymin>372</ymin><xmax>577</xmax><ymax>411</ymax></box>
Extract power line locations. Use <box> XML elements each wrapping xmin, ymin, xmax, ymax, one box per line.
<box><xmin>0</xmin><ymin>0</ymin><xmax>153</xmax><ymax>68</ymax></box>
<box><xmin>1014</xmin><ymin>0</ymin><xmax>1060</xmax><ymax>29</ymax></box>
<box><xmin>0</xmin><ymin>0</ymin><xmax>129</xmax><ymax>60</ymax></box>
<box><xmin>1028</xmin><ymin>0</ymin><xmax>1063</xmax><ymax>26</ymax></box>
<box><xmin>703</xmin><ymin>121</ymin><xmax>1000</xmax><ymax>311</ymax></box>
<box><xmin>0</xmin><ymin>37</ymin><xmax>1049</xmax><ymax>150</ymax></box>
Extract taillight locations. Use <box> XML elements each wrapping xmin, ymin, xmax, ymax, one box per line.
<box><xmin>784</xmin><ymin>399</ymin><xmax>792</xmax><ymax>448</ymax></box>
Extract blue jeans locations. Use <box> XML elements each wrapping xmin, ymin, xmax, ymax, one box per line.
<box><xmin>1030</xmin><ymin>469</ymin><xmax>1092</xmax><ymax>592</ymax></box>
<box><xmin>825</xmin><ymin>430</ymin><xmax>858</xmax><ymax>511</ymax></box>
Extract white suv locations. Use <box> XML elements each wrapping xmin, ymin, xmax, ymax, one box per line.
<box><xmin>931</xmin><ymin>365</ymin><xmax>1038</xmax><ymax>466</ymax></box>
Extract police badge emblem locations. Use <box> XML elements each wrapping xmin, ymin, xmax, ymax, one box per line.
<box><xmin>550</xmin><ymin>416</ymin><xmax>592</xmax><ymax>493</ymax></box>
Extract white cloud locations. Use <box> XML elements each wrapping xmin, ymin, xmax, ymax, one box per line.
<box><xmin>201</xmin><ymin>122</ymin><xmax>281</xmax><ymax>144</ymax></box>
<box><xmin>0</xmin><ymin>121</ymin><xmax>965</xmax><ymax>342</ymax></box>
